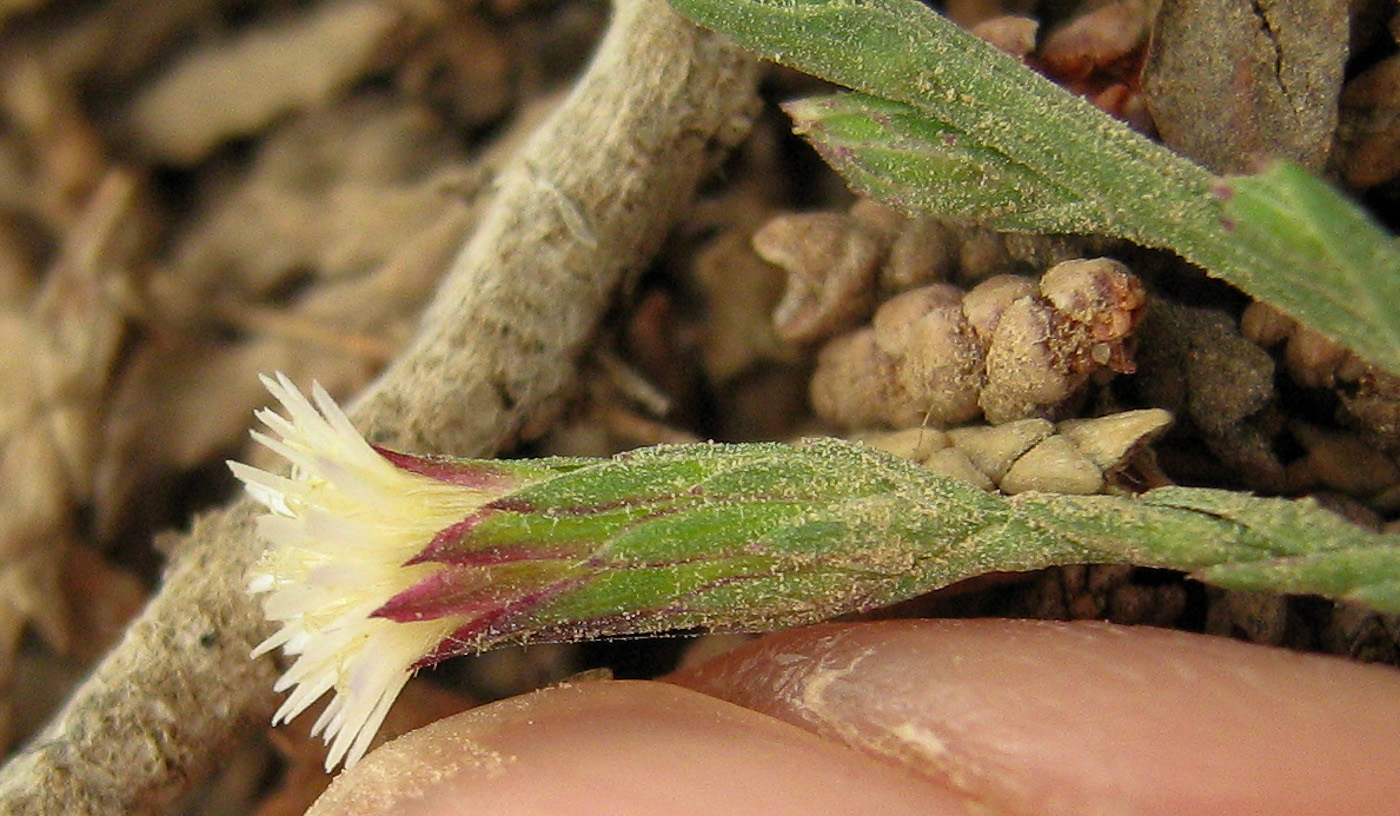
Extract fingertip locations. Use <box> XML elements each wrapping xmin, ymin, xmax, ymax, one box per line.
<box><xmin>669</xmin><ymin>619</ymin><xmax>1400</xmax><ymax>816</ymax></box>
<box><xmin>309</xmin><ymin>679</ymin><xmax>973</xmax><ymax>816</ymax></box>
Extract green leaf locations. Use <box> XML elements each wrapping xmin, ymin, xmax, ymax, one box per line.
<box><xmin>666</xmin><ymin>0</ymin><xmax>1400</xmax><ymax>378</ymax></box>
<box><xmin>1142</xmin><ymin>485</ymin><xmax>1384</xmax><ymax>558</ymax></box>
<box><xmin>1197</xmin><ymin>549</ymin><xmax>1400</xmax><ymax>612</ymax></box>
<box><xmin>667</xmin><ymin>0</ymin><xmax>1212</xmax><ymax>232</ymax></box>
<box><xmin>783</xmin><ymin>93</ymin><xmax>1100</xmax><ymax>232</ymax></box>
<box><xmin>1013</xmin><ymin>486</ymin><xmax>1400</xmax><ymax>609</ymax></box>
<box><xmin>1219</xmin><ymin>163</ymin><xmax>1400</xmax><ymax>377</ymax></box>
<box><xmin>410</xmin><ymin>440</ymin><xmax>1400</xmax><ymax>635</ymax></box>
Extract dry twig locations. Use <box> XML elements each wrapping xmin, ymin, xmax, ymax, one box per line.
<box><xmin>0</xmin><ymin>2</ymin><xmax>759</xmax><ymax>812</ymax></box>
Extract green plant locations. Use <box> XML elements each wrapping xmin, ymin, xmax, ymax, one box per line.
<box><xmin>237</xmin><ymin>374</ymin><xmax>1399</xmax><ymax>767</ymax></box>
<box><xmin>668</xmin><ymin>0</ymin><xmax>1400</xmax><ymax>379</ymax></box>
<box><xmin>236</xmin><ymin>1</ymin><xmax>1400</xmax><ymax>768</ymax></box>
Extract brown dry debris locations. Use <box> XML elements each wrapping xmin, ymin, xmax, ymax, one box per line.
<box><xmin>754</xmin><ymin>212</ymin><xmax>883</xmax><ymax>344</ymax></box>
<box><xmin>89</xmin><ymin>100</ymin><xmax>491</xmax><ymax>540</ymax></box>
<box><xmin>0</xmin><ymin>0</ymin><xmax>762</xmax><ymax>811</ymax></box>
<box><xmin>1135</xmin><ymin>298</ymin><xmax>1283</xmax><ymax>490</ymax></box>
<box><xmin>1038</xmin><ymin>0</ymin><xmax>1153</xmax><ymax>83</ymax></box>
<box><xmin>1142</xmin><ymin>0</ymin><xmax>1347</xmax><ymax>172</ymax></box>
<box><xmin>1235</xmin><ymin>301</ymin><xmax>1400</xmax><ymax>506</ymax></box>
<box><xmin>1334</xmin><ymin>52</ymin><xmax>1400</xmax><ymax>188</ymax></box>
<box><xmin>0</xmin><ymin>0</ymin><xmax>1396</xmax><ymax>812</ymax></box>
<box><xmin>968</xmin><ymin>14</ymin><xmax>1038</xmax><ymax>59</ymax></box>
<box><xmin>0</xmin><ymin>167</ymin><xmax>154</xmax><ymax>745</ymax></box>
<box><xmin>810</xmin><ymin>257</ymin><xmax>1145</xmax><ymax>429</ymax></box>
<box><xmin>690</xmin><ymin>229</ymin><xmax>802</xmax><ymax>383</ymax></box>
<box><xmin>123</xmin><ymin>1</ymin><xmax>408</xmax><ymax>164</ymax></box>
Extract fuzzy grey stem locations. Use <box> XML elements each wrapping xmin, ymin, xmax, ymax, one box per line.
<box><xmin>353</xmin><ymin>0</ymin><xmax>761</xmax><ymax>456</ymax></box>
<box><xmin>0</xmin><ymin>2</ymin><xmax>760</xmax><ymax>812</ymax></box>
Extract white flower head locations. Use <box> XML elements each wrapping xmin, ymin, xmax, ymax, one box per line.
<box><xmin>230</xmin><ymin>373</ymin><xmax>494</xmax><ymax>770</ymax></box>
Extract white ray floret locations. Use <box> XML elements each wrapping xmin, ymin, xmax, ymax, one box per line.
<box><xmin>231</xmin><ymin>373</ymin><xmax>492</xmax><ymax>770</ymax></box>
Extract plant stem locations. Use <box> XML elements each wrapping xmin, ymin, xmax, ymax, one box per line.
<box><xmin>0</xmin><ymin>2</ymin><xmax>760</xmax><ymax>812</ymax></box>
<box><xmin>670</xmin><ymin>0</ymin><xmax>1400</xmax><ymax>377</ymax></box>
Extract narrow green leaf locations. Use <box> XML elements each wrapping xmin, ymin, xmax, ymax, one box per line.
<box><xmin>1141</xmin><ymin>485</ymin><xmax>1384</xmax><ymax>558</ymax></box>
<box><xmin>666</xmin><ymin>0</ymin><xmax>1400</xmax><ymax>377</ymax></box>
<box><xmin>1012</xmin><ymin>487</ymin><xmax>1400</xmax><ymax>612</ymax></box>
<box><xmin>433</xmin><ymin>439</ymin><xmax>1400</xmax><ymax>632</ymax></box>
<box><xmin>1197</xmin><ymin>549</ymin><xmax>1400</xmax><ymax>613</ymax></box>
<box><xmin>784</xmin><ymin>93</ymin><xmax>1096</xmax><ymax>232</ymax></box>
<box><xmin>1219</xmin><ymin>163</ymin><xmax>1400</xmax><ymax>376</ymax></box>
<box><xmin>667</xmin><ymin>0</ymin><xmax>1212</xmax><ymax>230</ymax></box>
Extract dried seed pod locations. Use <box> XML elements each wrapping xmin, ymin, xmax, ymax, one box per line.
<box><xmin>1239</xmin><ymin>300</ymin><xmax>1296</xmax><ymax>348</ymax></box>
<box><xmin>962</xmin><ymin>274</ymin><xmax>1037</xmax><ymax>344</ymax></box>
<box><xmin>871</xmin><ymin>284</ymin><xmax>964</xmax><ymax>351</ymax></box>
<box><xmin>996</xmin><ymin>410</ymin><xmax>1173</xmax><ymax>495</ymax></box>
<box><xmin>1038</xmin><ymin>257</ymin><xmax>1144</xmax><ymax>372</ymax></box>
<box><xmin>1038</xmin><ymin>0</ymin><xmax>1151</xmax><ymax>83</ymax></box>
<box><xmin>1242</xmin><ymin>300</ymin><xmax>1362</xmax><ymax>389</ymax></box>
<box><xmin>753</xmin><ymin>212</ymin><xmax>882</xmax><ymax>343</ymax></box>
<box><xmin>809</xmin><ymin>328</ymin><xmax>922</xmax><ymax>429</ymax></box>
<box><xmin>810</xmin><ymin>258</ymin><xmax>1146</xmax><ymax>429</ymax></box>
<box><xmin>1056</xmin><ymin>409</ymin><xmax>1174</xmax><ymax>473</ymax></box>
<box><xmin>882</xmin><ymin>217</ymin><xmax>960</xmax><ymax>291</ymax></box>
<box><xmin>1334</xmin><ymin>53</ymin><xmax>1400</xmax><ymax>188</ymax></box>
<box><xmin>1000</xmin><ymin>434</ymin><xmax>1104</xmax><ymax>495</ymax></box>
<box><xmin>979</xmin><ymin>296</ymin><xmax>1076</xmax><ymax>423</ymax></box>
<box><xmin>847</xmin><ymin>198</ymin><xmax>910</xmax><ymax>245</ymax></box>
<box><xmin>846</xmin><ymin>198</ymin><xmax>1099</xmax><ymax>289</ymax></box>
<box><xmin>1284</xmin><ymin>325</ymin><xmax>1352</xmax><ymax>389</ymax></box>
<box><xmin>969</xmin><ymin>15</ymin><xmax>1039</xmax><ymax>58</ymax></box>
<box><xmin>958</xmin><ymin>229</ymin><xmax>1017</xmax><ymax>282</ymax></box>
<box><xmin>1339</xmin><ymin>364</ymin><xmax>1400</xmax><ymax>454</ymax></box>
<box><xmin>851</xmin><ymin>427</ymin><xmax>950</xmax><ymax>462</ymax></box>
<box><xmin>1241</xmin><ymin>301</ymin><xmax>1400</xmax><ymax>455</ymax></box>
<box><xmin>892</xmin><ymin>309</ymin><xmax>985</xmax><ymax>426</ymax></box>
<box><xmin>872</xmin><ymin>284</ymin><xmax>984</xmax><ymax>426</ymax></box>
<box><xmin>924</xmin><ymin>446</ymin><xmax>997</xmax><ymax>491</ymax></box>
<box><xmin>857</xmin><ymin>408</ymin><xmax>1172</xmax><ymax>495</ymax></box>
<box><xmin>691</xmin><ymin>230</ymin><xmax>799</xmax><ymax>382</ymax></box>
<box><xmin>947</xmin><ymin>418</ymin><xmax>1054</xmax><ymax>483</ymax></box>
<box><xmin>982</xmin><ymin>258</ymin><xmax>1144</xmax><ymax>423</ymax></box>
<box><xmin>856</xmin><ymin>428</ymin><xmax>998</xmax><ymax>489</ymax></box>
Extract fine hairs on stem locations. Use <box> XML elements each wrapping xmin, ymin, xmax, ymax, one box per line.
<box><xmin>0</xmin><ymin>3</ymin><xmax>759</xmax><ymax>812</ymax></box>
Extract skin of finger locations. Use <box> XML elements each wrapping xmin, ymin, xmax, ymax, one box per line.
<box><xmin>667</xmin><ymin>618</ymin><xmax>1400</xmax><ymax>816</ymax></box>
<box><xmin>305</xmin><ymin>678</ymin><xmax>989</xmax><ymax>816</ymax></box>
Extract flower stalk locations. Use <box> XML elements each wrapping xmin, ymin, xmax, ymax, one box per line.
<box><xmin>233</xmin><ymin>373</ymin><xmax>1045</xmax><ymax>768</ymax></box>
<box><xmin>233</xmin><ymin>374</ymin><xmax>1400</xmax><ymax>770</ymax></box>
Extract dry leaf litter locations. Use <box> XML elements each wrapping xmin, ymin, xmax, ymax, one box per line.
<box><xmin>1</xmin><ymin>0</ymin><xmax>1400</xmax><ymax>812</ymax></box>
